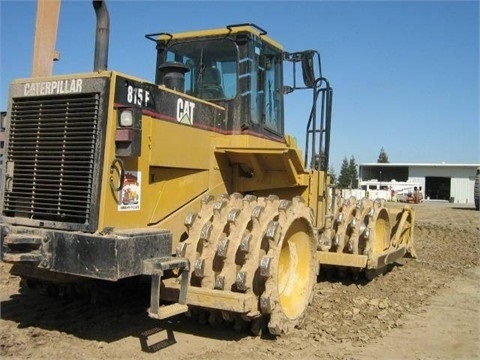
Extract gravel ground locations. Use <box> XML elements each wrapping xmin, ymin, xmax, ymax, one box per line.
<box><xmin>1</xmin><ymin>202</ymin><xmax>479</xmax><ymax>359</ymax></box>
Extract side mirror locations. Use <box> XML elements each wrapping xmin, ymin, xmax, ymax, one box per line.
<box><xmin>282</xmin><ymin>86</ymin><xmax>294</xmax><ymax>95</ymax></box>
<box><xmin>301</xmin><ymin>51</ymin><xmax>316</xmax><ymax>88</ymax></box>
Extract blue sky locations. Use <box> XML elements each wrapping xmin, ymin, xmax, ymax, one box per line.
<box><xmin>1</xmin><ymin>0</ymin><xmax>478</xmax><ymax>173</ymax></box>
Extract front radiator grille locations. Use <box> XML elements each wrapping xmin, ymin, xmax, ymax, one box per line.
<box><xmin>4</xmin><ymin>93</ymin><xmax>100</xmax><ymax>225</ymax></box>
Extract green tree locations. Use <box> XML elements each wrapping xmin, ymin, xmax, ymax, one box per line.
<box><xmin>338</xmin><ymin>157</ymin><xmax>350</xmax><ymax>188</ymax></box>
<box><xmin>377</xmin><ymin>147</ymin><xmax>389</xmax><ymax>163</ymax></box>
<box><xmin>338</xmin><ymin>155</ymin><xmax>359</xmax><ymax>188</ymax></box>
<box><xmin>349</xmin><ymin>156</ymin><xmax>358</xmax><ymax>188</ymax></box>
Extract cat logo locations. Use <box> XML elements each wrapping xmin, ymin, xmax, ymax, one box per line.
<box><xmin>176</xmin><ymin>98</ymin><xmax>195</xmax><ymax>125</ymax></box>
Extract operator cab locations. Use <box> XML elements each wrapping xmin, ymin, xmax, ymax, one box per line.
<box><xmin>147</xmin><ymin>24</ymin><xmax>285</xmax><ymax>140</ymax></box>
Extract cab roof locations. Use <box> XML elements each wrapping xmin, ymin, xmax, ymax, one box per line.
<box><xmin>153</xmin><ymin>24</ymin><xmax>283</xmax><ymax>51</ymax></box>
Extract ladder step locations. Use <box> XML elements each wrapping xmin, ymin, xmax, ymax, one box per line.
<box><xmin>149</xmin><ymin>303</ymin><xmax>188</xmax><ymax>320</ymax></box>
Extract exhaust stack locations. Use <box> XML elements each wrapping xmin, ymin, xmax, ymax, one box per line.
<box><xmin>93</xmin><ymin>0</ymin><xmax>109</xmax><ymax>71</ymax></box>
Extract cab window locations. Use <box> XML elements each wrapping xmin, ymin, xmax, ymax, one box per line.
<box><xmin>251</xmin><ymin>44</ymin><xmax>283</xmax><ymax>134</ymax></box>
<box><xmin>165</xmin><ymin>39</ymin><xmax>238</xmax><ymax>100</ymax></box>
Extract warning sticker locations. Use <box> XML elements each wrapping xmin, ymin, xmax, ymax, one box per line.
<box><xmin>118</xmin><ymin>171</ymin><xmax>141</xmax><ymax>211</ymax></box>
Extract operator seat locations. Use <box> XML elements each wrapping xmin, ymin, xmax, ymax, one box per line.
<box><xmin>197</xmin><ymin>67</ymin><xmax>225</xmax><ymax>100</ymax></box>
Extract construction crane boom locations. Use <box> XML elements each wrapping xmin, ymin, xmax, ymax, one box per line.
<box><xmin>32</xmin><ymin>0</ymin><xmax>61</xmax><ymax>77</ymax></box>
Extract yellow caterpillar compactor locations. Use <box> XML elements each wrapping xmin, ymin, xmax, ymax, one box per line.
<box><xmin>0</xmin><ymin>1</ymin><xmax>415</xmax><ymax>335</ymax></box>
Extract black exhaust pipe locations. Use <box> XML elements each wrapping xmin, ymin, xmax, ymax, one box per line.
<box><xmin>93</xmin><ymin>0</ymin><xmax>109</xmax><ymax>71</ymax></box>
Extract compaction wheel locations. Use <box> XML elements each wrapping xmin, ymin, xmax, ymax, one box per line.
<box><xmin>327</xmin><ymin>197</ymin><xmax>415</xmax><ymax>280</ymax></box>
<box><xmin>177</xmin><ymin>193</ymin><xmax>318</xmax><ymax>335</ymax></box>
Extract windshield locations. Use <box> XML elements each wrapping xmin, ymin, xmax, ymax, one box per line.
<box><xmin>165</xmin><ymin>38</ymin><xmax>238</xmax><ymax>100</ymax></box>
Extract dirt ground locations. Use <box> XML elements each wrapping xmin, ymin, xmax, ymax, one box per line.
<box><xmin>1</xmin><ymin>202</ymin><xmax>479</xmax><ymax>359</ymax></box>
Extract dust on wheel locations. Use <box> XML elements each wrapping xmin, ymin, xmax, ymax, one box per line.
<box><xmin>178</xmin><ymin>194</ymin><xmax>318</xmax><ymax>335</ymax></box>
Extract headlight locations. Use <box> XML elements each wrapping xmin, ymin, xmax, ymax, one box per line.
<box><xmin>119</xmin><ymin>110</ymin><xmax>133</xmax><ymax>127</ymax></box>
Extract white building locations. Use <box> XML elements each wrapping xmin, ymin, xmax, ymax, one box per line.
<box><xmin>358</xmin><ymin>163</ymin><xmax>480</xmax><ymax>204</ymax></box>
<box><xmin>0</xmin><ymin>112</ymin><xmax>5</xmax><ymax>185</ymax></box>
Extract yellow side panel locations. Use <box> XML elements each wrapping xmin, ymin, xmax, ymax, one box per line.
<box><xmin>148</xmin><ymin>119</ymin><xmax>213</xmax><ymax>170</ymax></box>
<box><xmin>97</xmin><ymin>116</ymin><xmax>216</xmax><ymax>230</ymax></box>
<box><xmin>147</xmin><ymin>167</ymin><xmax>209</xmax><ymax>225</ymax></box>
<box><xmin>216</xmin><ymin>135</ymin><xmax>310</xmax><ymax>193</ymax></box>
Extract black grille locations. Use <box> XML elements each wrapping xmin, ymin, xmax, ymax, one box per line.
<box><xmin>4</xmin><ymin>93</ymin><xmax>100</xmax><ymax>225</ymax></box>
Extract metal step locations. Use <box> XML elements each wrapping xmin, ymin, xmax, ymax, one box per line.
<box><xmin>149</xmin><ymin>303</ymin><xmax>189</xmax><ymax>320</ymax></box>
<box><xmin>143</xmin><ymin>256</ymin><xmax>190</xmax><ymax>321</ymax></box>
<box><xmin>161</xmin><ymin>280</ymin><xmax>257</xmax><ymax>313</ymax></box>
